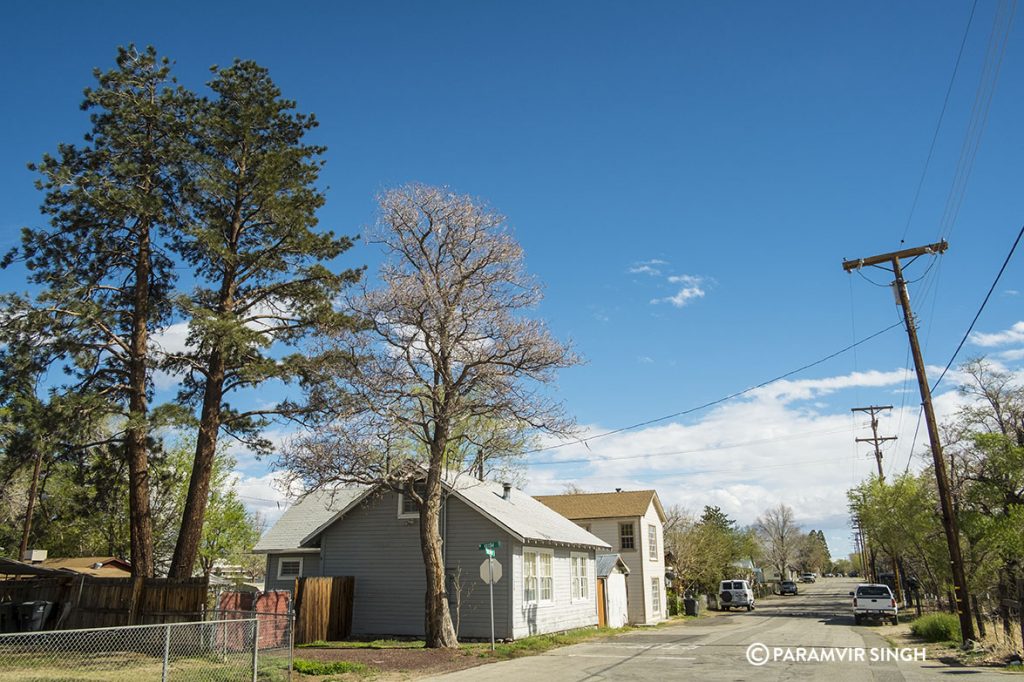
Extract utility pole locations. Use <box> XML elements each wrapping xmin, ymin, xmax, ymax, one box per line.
<box><xmin>852</xmin><ymin>405</ymin><xmax>903</xmax><ymax>603</ymax></box>
<box><xmin>852</xmin><ymin>405</ymin><xmax>897</xmax><ymax>480</ymax></box>
<box><xmin>843</xmin><ymin>240</ymin><xmax>975</xmax><ymax>641</ymax></box>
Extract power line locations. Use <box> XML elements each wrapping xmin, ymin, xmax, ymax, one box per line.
<box><xmin>524</xmin><ymin>321</ymin><xmax>904</xmax><ymax>456</ymax></box>
<box><xmin>526</xmin><ymin>424</ymin><xmax>867</xmax><ymax>467</ymax></box>
<box><xmin>938</xmin><ymin>0</ymin><xmax>1017</xmax><ymax>242</ymax></box>
<box><xmin>899</xmin><ymin>0</ymin><xmax>980</xmax><ymax>246</ymax></box>
<box><xmin>931</xmin><ymin>222</ymin><xmax>1024</xmax><ymax>392</ymax></box>
<box><xmin>544</xmin><ymin>453</ymin><xmax>865</xmax><ymax>483</ymax></box>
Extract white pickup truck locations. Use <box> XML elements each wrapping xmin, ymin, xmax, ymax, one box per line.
<box><xmin>851</xmin><ymin>583</ymin><xmax>898</xmax><ymax>625</ymax></box>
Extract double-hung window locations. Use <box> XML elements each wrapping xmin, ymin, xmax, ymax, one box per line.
<box><xmin>619</xmin><ymin>523</ymin><xmax>635</xmax><ymax>550</ymax></box>
<box><xmin>651</xmin><ymin>577</ymin><xmax>662</xmax><ymax>614</ymax></box>
<box><xmin>571</xmin><ymin>554</ymin><xmax>589</xmax><ymax>601</ymax></box>
<box><xmin>648</xmin><ymin>525</ymin><xmax>658</xmax><ymax>560</ymax></box>
<box><xmin>523</xmin><ymin>549</ymin><xmax>553</xmax><ymax>605</ymax></box>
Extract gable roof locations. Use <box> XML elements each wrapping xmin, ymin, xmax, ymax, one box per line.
<box><xmin>533</xmin><ymin>490</ymin><xmax>667</xmax><ymax>523</ymax></box>
<box><xmin>253</xmin><ymin>487</ymin><xmax>365</xmax><ymax>553</ymax></box>
<box><xmin>596</xmin><ymin>553</ymin><xmax>630</xmax><ymax>577</ymax></box>
<box><xmin>288</xmin><ymin>474</ymin><xmax>610</xmax><ymax>551</ymax></box>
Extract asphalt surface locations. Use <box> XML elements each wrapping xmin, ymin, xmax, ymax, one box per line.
<box><xmin>429</xmin><ymin>578</ymin><xmax>1011</xmax><ymax>681</ymax></box>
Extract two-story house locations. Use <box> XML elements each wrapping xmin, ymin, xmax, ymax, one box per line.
<box><xmin>535</xmin><ymin>489</ymin><xmax>667</xmax><ymax>625</ymax></box>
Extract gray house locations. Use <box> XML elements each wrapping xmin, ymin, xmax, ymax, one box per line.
<box><xmin>253</xmin><ymin>476</ymin><xmax>610</xmax><ymax>640</ymax></box>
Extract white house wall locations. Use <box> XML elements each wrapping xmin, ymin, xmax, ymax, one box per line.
<box><xmin>511</xmin><ymin>544</ymin><xmax>598</xmax><ymax>639</ymax></box>
<box><xmin>577</xmin><ymin>509</ymin><xmax>665</xmax><ymax>625</ymax></box>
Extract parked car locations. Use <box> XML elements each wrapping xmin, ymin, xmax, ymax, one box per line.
<box><xmin>799</xmin><ymin>572</ymin><xmax>816</xmax><ymax>583</ymax></box>
<box><xmin>780</xmin><ymin>580</ymin><xmax>798</xmax><ymax>595</ymax></box>
<box><xmin>719</xmin><ymin>579</ymin><xmax>755</xmax><ymax>611</ymax></box>
<box><xmin>851</xmin><ymin>583</ymin><xmax>898</xmax><ymax>625</ymax></box>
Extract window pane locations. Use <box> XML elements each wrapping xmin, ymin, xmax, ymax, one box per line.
<box><xmin>620</xmin><ymin>523</ymin><xmax>634</xmax><ymax>550</ymax></box>
<box><xmin>648</xmin><ymin>525</ymin><xmax>657</xmax><ymax>559</ymax></box>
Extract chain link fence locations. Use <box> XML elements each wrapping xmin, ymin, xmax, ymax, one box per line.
<box><xmin>0</xmin><ymin>614</ymin><xmax>293</xmax><ymax>682</ymax></box>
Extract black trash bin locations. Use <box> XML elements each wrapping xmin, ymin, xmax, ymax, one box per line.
<box><xmin>0</xmin><ymin>601</ymin><xmax>17</xmax><ymax>632</ymax></box>
<box><xmin>17</xmin><ymin>601</ymin><xmax>54</xmax><ymax>632</ymax></box>
<box><xmin>683</xmin><ymin>597</ymin><xmax>700</xmax><ymax>616</ymax></box>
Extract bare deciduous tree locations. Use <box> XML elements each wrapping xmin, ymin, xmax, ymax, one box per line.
<box><xmin>755</xmin><ymin>503</ymin><xmax>801</xmax><ymax>579</ymax></box>
<box><xmin>281</xmin><ymin>184</ymin><xmax>580</xmax><ymax>648</ymax></box>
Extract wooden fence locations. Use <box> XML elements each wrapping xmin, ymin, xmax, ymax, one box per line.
<box><xmin>293</xmin><ymin>576</ymin><xmax>354</xmax><ymax>644</ymax></box>
<box><xmin>0</xmin><ymin>576</ymin><xmax>208</xmax><ymax>630</ymax></box>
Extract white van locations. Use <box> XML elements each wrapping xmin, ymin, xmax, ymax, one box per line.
<box><xmin>719</xmin><ymin>579</ymin><xmax>755</xmax><ymax>611</ymax></box>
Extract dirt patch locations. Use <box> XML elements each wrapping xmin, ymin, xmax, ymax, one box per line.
<box><xmin>295</xmin><ymin>646</ymin><xmax>485</xmax><ymax>679</ymax></box>
<box><xmin>880</xmin><ymin>621</ymin><xmax>1023</xmax><ymax>669</ymax></box>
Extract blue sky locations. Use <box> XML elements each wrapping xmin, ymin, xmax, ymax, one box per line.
<box><xmin>2</xmin><ymin>1</ymin><xmax>1022</xmax><ymax>557</ymax></box>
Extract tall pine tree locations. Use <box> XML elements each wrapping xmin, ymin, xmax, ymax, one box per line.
<box><xmin>2</xmin><ymin>46</ymin><xmax>191</xmax><ymax>576</ymax></box>
<box><xmin>166</xmin><ymin>61</ymin><xmax>359</xmax><ymax>577</ymax></box>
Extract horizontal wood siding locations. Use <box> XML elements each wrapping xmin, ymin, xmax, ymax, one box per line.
<box><xmin>583</xmin><ymin>516</ymin><xmax>650</xmax><ymax>624</ymax></box>
<box><xmin>640</xmin><ymin>502</ymin><xmax>667</xmax><ymax>622</ymax></box>
<box><xmin>511</xmin><ymin>545</ymin><xmax>598</xmax><ymax>639</ymax></box>
<box><xmin>264</xmin><ymin>554</ymin><xmax>321</xmax><ymax>593</ymax></box>
<box><xmin>443</xmin><ymin>497</ymin><xmax>514</xmax><ymax>640</ymax></box>
<box><xmin>319</xmin><ymin>489</ymin><xmax>428</xmax><ymax>636</ymax></box>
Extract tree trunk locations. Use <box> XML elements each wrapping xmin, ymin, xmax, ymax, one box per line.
<box><xmin>420</xmin><ymin>463</ymin><xmax>459</xmax><ymax>648</ymax></box>
<box><xmin>126</xmin><ymin>223</ymin><xmax>154</xmax><ymax>578</ymax></box>
<box><xmin>168</xmin><ymin>349</ymin><xmax>226</xmax><ymax>578</ymax></box>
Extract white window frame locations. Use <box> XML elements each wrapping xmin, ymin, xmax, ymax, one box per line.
<box><xmin>648</xmin><ymin>524</ymin><xmax>658</xmax><ymax>561</ymax></box>
<box><xmin>277</xmin><ymin>556</ymin><xmax>303</xmax><ymax>580</ymax></box>
<box><xmin>523</xmin><ymin>547</ymin><xmax>555</xmax><ymax>606</ymax></box>
<box><xmin>570</xmin><ymin>553</ymin><xmax>590</xmax><ymax>602</ymax></box>
<box><xmin>651</xmin><ymin>576</ymin><xmax>661</xmax><ymax>614</ymax></box>
<box><xmin>397</xmin><ymin>492</ymin><xmax>419</xmax><ymax>519</ymax></box>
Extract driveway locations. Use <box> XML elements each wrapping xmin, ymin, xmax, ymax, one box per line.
<box><xmin>428</xmin><ymin>578</ymin><xmax>1010</xmax><ymax>680</ymax></box>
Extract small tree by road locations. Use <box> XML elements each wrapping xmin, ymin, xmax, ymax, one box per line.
<box><xmin>756</xmin><ymin>503</ymin><xmax>801</xmax><ymax>580</ymax></box>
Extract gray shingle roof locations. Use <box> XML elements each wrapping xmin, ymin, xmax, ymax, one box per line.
<box><xmin>253</xmin><ymin>487</ymin><xmax>365</xmax><ymax>552</ymax></box>
<box><xmin>450</xmin><ymin>477</ymin><xmax>610</xmax><ymax>549</ymax></box>
<box><xmin>259</xmin><ymin>473</ymin><xmax>611</xmax><ymax>551</ymax></box>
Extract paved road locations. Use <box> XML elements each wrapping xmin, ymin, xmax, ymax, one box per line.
<box><xmin>430</xmin><ymin>578</ymin><xmax>1010</xmax><ymax>681</ymax></box>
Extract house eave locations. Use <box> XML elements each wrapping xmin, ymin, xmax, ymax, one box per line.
<box><xmin>252</xmin><ymin>547</ymin><xmax>322</xmax><ymax>555</ymax></box>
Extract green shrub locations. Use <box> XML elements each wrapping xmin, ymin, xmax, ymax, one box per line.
<box><xmin>910</xmin><ymin>613</ymin><xmax>962</xmax><ymax>643</ymax></box>
<box><xmin>292</xmin><ymin>659</ymin><xmax>371</xmax><ymax>676</ymax></box>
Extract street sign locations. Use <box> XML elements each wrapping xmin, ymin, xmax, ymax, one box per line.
<box><xmin>478</xmin><ymin>541</ymin><xmax>501</xmax><ymax>551</ymax></box>
<box><xmin>480</xmin><ymin>558</ymin><xmax>502</xmax><ymax>584</ymax></box>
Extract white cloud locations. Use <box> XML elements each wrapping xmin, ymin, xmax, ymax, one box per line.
<box><xmin>521</xmin><ymin>366</ymin><xmax>975</xmax><ymax>558</ymax></box>
<box><xmin>969</xmin><ymin>321</ymin><xmax>1024</xmax><ymax>347</ymax></box>
<box><xmin>1004</xmin><ymin>290</ymin><xmax>1019</xmax><ymax>296</ymax></box>
<box><xmin>651</xmin><ymin>274</ymin><xmax>706</xmax><ymax>308</ymax></box>
<box><xmin>230</xmin><ymin>470</ymin><xmax>295</xmax><ymax>528</ymax></box>
<box><xmin>997</xmin><ymin>348</ymin><xmax>1024</xmax><ymax>361</ymax></box>
<box><xmin>628</xmin><ymin>260</ymin><xmax>667</xmax><ymax>276</ymax></box>
<box><xmin>637</xmin><ymin>356</ymin><xmax>654</xmax><ymax>364</ymax></box>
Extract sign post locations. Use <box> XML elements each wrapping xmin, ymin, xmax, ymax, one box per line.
<box><xmin>478</xmin><ymin>541</ymin><xmax>501</xmax><ymax>650</ymax></box>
